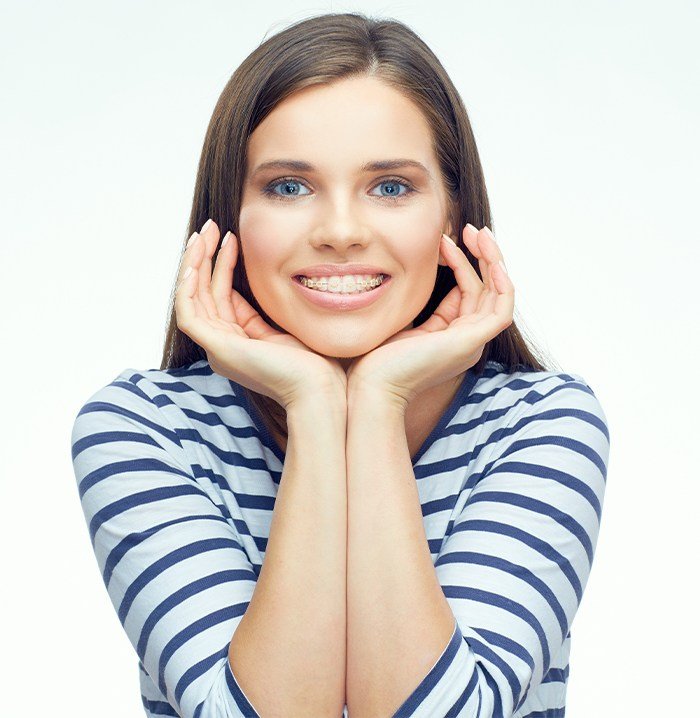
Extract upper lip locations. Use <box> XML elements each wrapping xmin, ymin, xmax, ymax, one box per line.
<box><xmin>292</xmin><ymin>264</ymin><xmax>390</xmax><ymax>277</ymax></box>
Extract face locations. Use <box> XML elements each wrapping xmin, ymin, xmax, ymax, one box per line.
<box><xmin>238</xmin><ymin>75</ymin><xmax>454</xmax><ymax>371</ymax></box>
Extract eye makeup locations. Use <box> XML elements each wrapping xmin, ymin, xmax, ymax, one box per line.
<box><xmin>261</xmin><ymin>176</ymin><xmax>418</xmax><ymax>203</ymax></box>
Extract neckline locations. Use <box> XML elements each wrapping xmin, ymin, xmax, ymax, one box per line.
<box><xmin>409</xmin><ymin>367</ymin><xmax>478</xmax><ymax>464</ymax></box>
<box><xmin>236</xmin><ymin>368</ymin><xmax>479</xmax><ymax>468</ymax></box>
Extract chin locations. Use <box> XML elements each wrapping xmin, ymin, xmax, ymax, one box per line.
<box><xmin>304</xmin><ymin>335</ymin><xmax>384</xmax><ymax>359</ymax></box>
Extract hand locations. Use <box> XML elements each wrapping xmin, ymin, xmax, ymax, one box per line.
<box><xmin>345</xmin><ymin>224</ymin><xmax>515</xmax><ymax>410</ymax></box>
<box><xmin>175</xmin><ymin>219</ymin><xmax>348</xmax><ymax>411</ymax></box>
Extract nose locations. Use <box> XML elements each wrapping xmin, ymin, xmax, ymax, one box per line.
<box><xmin>309</xmin><ymin>194</ymin><xmax>371</xmax><ymax>252</ymax></box>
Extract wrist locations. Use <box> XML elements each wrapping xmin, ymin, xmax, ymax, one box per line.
<box><xmin>347</xmin><ymin>380</ymin><xmax>409</xmax><ymax>417</ymax></box>
<box><xmin>285</xmin><ymin>382</ymin><xmax>347</xmax><ymax>419</ymax></box>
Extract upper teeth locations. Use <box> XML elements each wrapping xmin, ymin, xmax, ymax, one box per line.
<box><xmin>300</xmin><ymin>274</ymin><xmax>385</xmax><ymax>289</ymax></box>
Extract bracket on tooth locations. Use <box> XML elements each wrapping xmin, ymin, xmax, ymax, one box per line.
<box><xmin>300</xmin><ymin>275</ymin><xmax>384</xmax><ymax>291</ymax></box>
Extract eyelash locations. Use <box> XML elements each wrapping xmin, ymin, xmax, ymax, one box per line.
<box><xmin>261</xmin><ymin>176</ymin><xmax>417</xmax><ymax>203</ymax></box>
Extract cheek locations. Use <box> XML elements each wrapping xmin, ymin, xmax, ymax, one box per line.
<box><xmin>238</xmin><ymin>204</ymin><xmax>294</xmax><ymax>274</ymax></box>
<box><xmin>398</xmin><ymin>225</ymin><xmax>443</xmax><ymax>270</ymax></box>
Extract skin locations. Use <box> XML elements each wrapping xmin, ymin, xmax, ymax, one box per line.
<box><xmin>174</xmin><ymin>74</ymin><xmax>515</xmax><ymax>714</ymax></box>
<box><xmin>237</xmin><ymin>74</ymin><xmax>463</xmax><ymax>442</ymax></box>
<box><xmin>175</xmin><ymin>74</ymin><xmax>513</xmax><ymax>446</ymax></box>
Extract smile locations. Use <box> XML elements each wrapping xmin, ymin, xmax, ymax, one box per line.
<box><xmin>291</xmin><ymin>274</ymin><xmax>392</xmax><ymax>310</ymax></box>
<box><xmin>297</xmin><ymin>274</ymin><xmax>387</xmax><ymax>294</ymax></box>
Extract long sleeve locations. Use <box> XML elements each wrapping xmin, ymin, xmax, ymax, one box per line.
<box><xmin>391</xmin><ymin>376</ymin><xmax>610</xmax><ymax>718</ymax></box>
<box><xmin>71</xmin><ymin>376</ymin><xmax>263</xmax><ymax>718</ymax></box>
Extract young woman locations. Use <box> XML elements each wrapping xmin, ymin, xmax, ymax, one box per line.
<box><xmin>71</xmin><ymin>12</ymin><xmax>610</xmax><ymax>718</ymax></box>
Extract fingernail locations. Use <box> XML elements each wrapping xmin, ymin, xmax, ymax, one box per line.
<box><xmin>201</xmin><ymin>218</ymin><xmax>212</xmax><ymax>233</ymax></box>
<box><xmin>442</xmin><ymin>233</ymin><xmax>457</xmax><ymax>246</ymax></box>
<box><xmin>186</xmin><ymin>231</ymin><xmax>199</xmax><ymax>248</ymax></box>
<box><xmin>221</xmin><ymin>231</ymin><xmax>230</xmax><ymax>248</ymax></box>
<box><xmin>182</xmin><ymin>266</ymin><xmax>193</xmax><ymax>280</ymax></box>
<box><xmin>466</xmin><ymin>223</ymin><xmax>478</xmax><ymax>233</ymax></box>
<box><xmin>498</xmin><ymin>259</ymin><xmax>508</xmax><ymax>275</ymax></box>
<box><xmin>483</xmin><ymin>226</ymin><xmax>495</xmax><ymax>241</ymax></box>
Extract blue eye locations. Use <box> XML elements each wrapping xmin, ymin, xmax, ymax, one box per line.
<box><xmin>371</xmin><ymin>179</ymin><xmax>414</xmax><ymax>200</ymax></box>
<box><xmin>262</xmin><ymin>176</ymin><xmax>417</xmax><ymax>202</ymax></box>
<box><xmin>263</xmin><ymin>178</ymin><xmax>311</xmax><ymax>199</ymax></box>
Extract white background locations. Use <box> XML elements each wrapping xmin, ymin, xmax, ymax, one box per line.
<box><xmin>1</xmin><ymin>1</ymin><xmax>697</xmax><ymax>716</ymax></box>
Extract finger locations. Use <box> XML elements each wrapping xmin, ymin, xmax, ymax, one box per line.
<box><xmin>440</xmin><ymin>233</ymin><xmax>484</xmax><ymax>315</ymax></box>
<box><xmin>480</xmin><ymin>258</ymin><xmax>514</xmax><ymax>324</ymax></box>
<box><xmin>196</xmin><ymin>219</ymin><xmax>221</xmax><ymax>320</ymax></box>
<box><xmin>412</xmin><ymin>283</ymin><xmax>461</xmax><ymax>333</ymax></box>
<box><xmin>477</xmin><ymin>226</ymin><xmax>507</xmax><ymax>295</ymax></box>
<box><xmin>459</xmin><ymin>261</ymin><xmax>514</xmax><ymax>356</ymax></box>
<box><xmin>231</xmin><ymin>291</ymin><xmax>284</xmax><ymax>340</ymax></box>
<box><xmin>491</xmin><ymin>260</ymin><xmax>515</xmax><ymax>328</ymax></box>
<box><xmin>178</xmin><ymin>231</ymin><xmax>211</xmax><ymax>320</ymax></box>
<box><xmin>210</xmin><ymin>230</ymin><xmax>239</xmax><ymax>326</ymax></box>
<box><xmin>482</xmin><ymin>226</ymin><xmax>506</xmax><ymax>267</ymax></box>
<box><xmin>462</xmin><ymin>224</ymin><xmax>491</xmax><ymax>289</ymax></box>
<box><xmin>475</xmin><ymin>279</ymin><xmax>499</xmax><ymax>317</ymax></box>
<box><xmin>174</xmin><ymin>264</ymin><xmax>208</xmax><ymax>345</ymax></box>
<box><xmin>479</xmin><ymin>234</ymin><xmax>513</xmax><ymax>313</ymax></box>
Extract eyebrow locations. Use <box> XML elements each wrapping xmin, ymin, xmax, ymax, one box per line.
<box><xmin>250</xmin><ymin>158</ymin><xmax>432</xmax><ymax>179</ymax></box>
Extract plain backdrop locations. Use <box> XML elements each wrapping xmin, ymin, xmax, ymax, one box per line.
<box><xmin>1</xmin><ymin>1</ymin><xmax>698</xmax><ymax>716</ymax></box>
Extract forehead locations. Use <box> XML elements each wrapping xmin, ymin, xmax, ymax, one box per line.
<box><xmin>245</xmin><ymin>75</ymin><xmax>437</xmax><ymax>174</ymax></box>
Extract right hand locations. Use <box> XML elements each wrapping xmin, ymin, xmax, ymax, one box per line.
<box><xmin>174</xmin><ymin>219</ymin><xmax>348</xmax><ymax>411</ymax></box>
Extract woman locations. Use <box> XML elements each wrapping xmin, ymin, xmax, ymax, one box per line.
<box><xmin>71</xmin><ymin>12</ymin><xmax>610</xmax><ymax>718</ymax></box>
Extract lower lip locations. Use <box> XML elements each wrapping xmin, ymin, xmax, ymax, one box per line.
<box><xmin>290</xmin><ymin>275</ymin><xmax>392</xmax><ymax>310</ymax></box>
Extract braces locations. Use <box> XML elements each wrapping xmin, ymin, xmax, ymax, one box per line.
<box><xmin>300</xmin><ymin>276</ymin><xmax>384</xmax><ymax>291</ymax></box>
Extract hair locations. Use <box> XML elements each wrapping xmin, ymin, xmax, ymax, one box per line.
<box><xmin>159</xmin><ymin>11</ymin><xmax>559</xmax><ymax>443</ymax></box>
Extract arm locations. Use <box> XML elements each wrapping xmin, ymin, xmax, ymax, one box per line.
<box><xmin>344</xmin><ymin>393</ymin><xmax>457</xmax><ymax>718</ymax></box>
<box><xmin>71</xmin><ymin>375</ymin><xmax>347</xmax><ymax>718</ymax></box>
<box><xmin>229</xmin><ymin>390</ymin><xmax>348</xmax><ymax>717</ymax></box>
<box><xmin>344</xmin><ymin>378</ymin><xmax>610</xmax><ymax>717</ymax></box>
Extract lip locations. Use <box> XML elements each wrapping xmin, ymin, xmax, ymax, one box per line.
<box><xmin>290</xmin><ymin>274</ymin><xmax>392</xmax><ymax>311</ymax></box>
<box><xmin>291</xmin><ymin>264</ymin><xmax>390</xmax><ymax>278</ymax></box>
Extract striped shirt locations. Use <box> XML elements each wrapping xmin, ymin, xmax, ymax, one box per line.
<box><xmin>70</xmin><ymin>358</ymin><xmax>610</xmax><ymax>717</ymax></box>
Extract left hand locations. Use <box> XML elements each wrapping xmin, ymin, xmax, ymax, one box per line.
<box><xmin>345</xmin><ymin>224</ymin><xmax>515</xmax><ymax>410</ymax></box>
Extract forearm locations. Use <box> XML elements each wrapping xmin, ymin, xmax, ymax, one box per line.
<box><xmin>345</xmin><ymin>390</ymin><xmax>456</xmax><ymax>718</ymax></box>
<box><xmin>229</xmin><ymin>390</ymin><xmax>348</xmax><ymax>717</ymax></box>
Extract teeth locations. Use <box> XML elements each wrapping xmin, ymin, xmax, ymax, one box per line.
<box><xmin>299</xmin><ymin>274</ymin><xmax>385</xmax><ymax>294</ymax></box>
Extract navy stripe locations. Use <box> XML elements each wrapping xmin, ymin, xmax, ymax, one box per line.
<box><xmin>452</xmin><ymin>519</ymin><xmax>583</xmax><ymax>601</ymax></box>
<box><xmin>137</xmin><ymin>571</ymin><xmax>251</xmax><ymax>661</ymax></box>
<box><xmin>393</xmin><ymin>620</ymin><xmax>465</xmax><ymax>716</ymax></box>
<box><xmin>465</xmin><ymin>490</ymin><xmax>595</xmax><ymax>564</ymax></box>
<box><xmin>442</xmin><ymin>584</ymin><xmax>551</xmax><ymax>673</ymax></box>
<box><xmin>71</xmin><ymin>359</ymin><xmax>608</xmax><ymax>717</ymax></box>
<box><xmin>116</xmin><ymin>536</ymin><xmax>245</xmax><ymax>623</ymax></box>
<box><xmin>438</xmin><ymin>551</ymin><xmax>569</xmax><ymax>639</ymax></box>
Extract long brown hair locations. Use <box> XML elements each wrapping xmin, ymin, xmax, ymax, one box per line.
<box><xmin>160</xmin><ymin>11</ymin><xmax>558</xmax><ymax>442</ymax></box>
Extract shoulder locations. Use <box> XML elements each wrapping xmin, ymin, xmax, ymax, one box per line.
<box><xmin>465</xmin><ymin>363</ymin><xmax>610</xmax><ymax>523</ymax></box>
<box><xmin>472</xmin><ymin>361</ymin><xmax>610</xmax><ymax>453</ymax></box>
<box><xmin>476</xmin><ymin>360</ymin><xmax>608</xmax><ymax>416</ymax></box>
<box><xmin>70</xmin><ymin>359</ymin><xmax>253</xmax><ymax>454</ymax></box>
<box><xmin>72</xmin><ymin>358</ymin><xmax>248</xmax><ymax>424</ymax></box>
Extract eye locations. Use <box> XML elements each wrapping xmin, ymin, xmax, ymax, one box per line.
<box><xmin>370</xmin><ymin>178</ymin><xmax>416</xmax><ymax>201</ymax></box>
<box><xmin>261</xmin><ymin>176</ymin><xmax>417</xmax><ymax>203</ymax></box>
<box><xmin>262</xmin><ymin>177</ymin><xmax>312</xmax><ymax>200</ymax></box>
